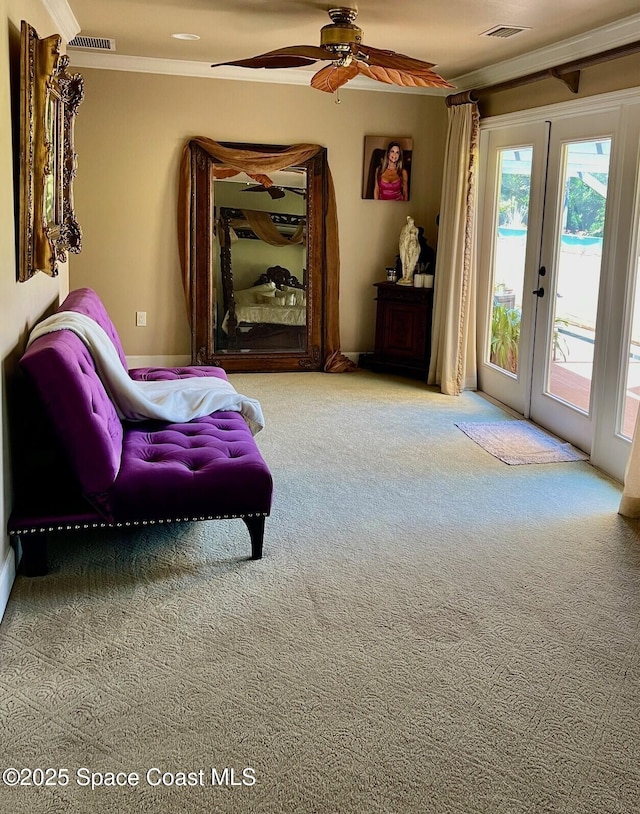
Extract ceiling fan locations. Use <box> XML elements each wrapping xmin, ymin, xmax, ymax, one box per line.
<box><xmin>211</xmin><ymin>7</ymin><xmax>454</xmax><ymax>93</ymax></box>
<box><xmin>242</xmin><ymin>184</ymin><xmax>286</xmax><ymax>199</ymax></box>
<box><xmin>242</xmin><ymin>184</ymin><xmax>306</xmax><ymax>199</ymax></box>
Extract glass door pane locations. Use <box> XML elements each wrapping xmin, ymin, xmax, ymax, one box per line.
<box><xmin>621</xmin><ymin>234</ymin><xmax>640</xmax><ymax>439</ymax></box>
<box><xmin>488</xmin><ymin>148</ymin><xmax>533</xmax><ymax>375</ymax></box>
<box><xmin>546</xmin><ymin>139</ymin><xmax>611</xmax><ymax>412</ymax></box>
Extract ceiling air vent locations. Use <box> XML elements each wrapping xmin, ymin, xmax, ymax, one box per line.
<box><xmin>481</xmin><ymin>25</ymin><xmax>531</xmax><ymax>39</ymax></box>
<box><xmin>68</xmin><ymin>35</ymin><xmax>116</xmax><ymax>51</ymax></box>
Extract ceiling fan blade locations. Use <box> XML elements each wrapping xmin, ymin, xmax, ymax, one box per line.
<box><xmin>355</xmin><ymin>44</ymin><xmax>437</xmax><ymax>73</ymax></box>
<box><xmin>356</xmin><ymin>61</ymin><xmax>455</xmax><ymax>90</ymax></box>
<box><xmin>241</xmin><ymin>185</ymin><xmax>286</xmax><ymax>199</ymax></box>
<box><xmin>248</xmin><ymin>173</ymin><xmax>274</xmax><ymax>187</ymax></box>
<box><xmin>212</xmin><ymin>45</ymin><xmax>335</xmax><ymax>70</ymax></box>
<box><xmin>310</xmin><ymin>62</ymin><xmax>359</xmax><ymax>93</ymax></box>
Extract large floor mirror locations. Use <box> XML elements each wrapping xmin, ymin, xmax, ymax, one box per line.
<box><xmin>188</xmin><ymin>141</ymin><xmax>328</xmax><ymax>372</ymax></box>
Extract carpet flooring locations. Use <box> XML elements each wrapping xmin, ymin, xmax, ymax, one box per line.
<box><xmin>0</xmin><ymin>372</ymin><xmax>639</xmax><ymax>814</ymax></box>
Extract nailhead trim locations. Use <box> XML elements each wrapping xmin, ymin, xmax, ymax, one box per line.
<box><xmin>8</xmin><ymin>512</ymin><xmax>269</xmax><ymax>535</ymax></box>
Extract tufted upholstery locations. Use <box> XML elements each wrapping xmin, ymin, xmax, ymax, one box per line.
<box><xmin>130</xmin><ymin>366</ymin><xmax>228</xmax><ymax>382</ymax></box>
<box><xmin>19</xmin><ymin>331</ymin><xmax>124</xmax><ymax>496</ymax></box>
<box><xmin>61</xmin><ymin>287</ymin><xmax>130</xmax><ymax>369</ymax></box>
<box><xmin>61</xmin><ymin>287</ymin><xmax>228</xmax><ymax>382</ymax></box>
<box><xmin>111</xmin><ymin>413</ymin><xmax>272</xmax><ymax>522</ymax></box>
<box><xmin>11</xmin><ymin>288</ymin><xmax>272</xmax><ymax>571</ymax></box>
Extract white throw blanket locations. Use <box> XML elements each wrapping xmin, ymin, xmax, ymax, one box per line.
<box><xmin>27</xmin><ymin>312</ymin><xmax>265</xmax><ymax>435</ymax></box>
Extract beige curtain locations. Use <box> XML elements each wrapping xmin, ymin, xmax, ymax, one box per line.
<box><xmin>178</xmin><ymin>137</ymin><xmax>353</xmax><ymax>372</ymax></box>
<box><xmin>428</xmin><ymin>93</ymin><xmax>480</xmax><ymax>395</ymax></box>
<box><xmin>619</xmin><ymin>418</ymin><xmax>640</xmax><ymax>515</ymax></box>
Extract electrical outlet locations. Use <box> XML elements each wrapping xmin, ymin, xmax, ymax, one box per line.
<box><xmin>136</xmin><ymin>311</ymin><xmax>147</xmax><ymax>327</ymax></box>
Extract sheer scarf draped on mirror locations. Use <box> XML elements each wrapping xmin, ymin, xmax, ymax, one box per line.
<box><xmin>178</xmin><ymin>138</ymin><xmax>353</xmax><ymax>372</ymax></box>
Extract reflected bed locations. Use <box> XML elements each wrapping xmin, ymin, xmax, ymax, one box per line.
<box><xmin>222</xmin><ymin>266</ymin><xmax>307</xmax><ymax>351</ymax></box>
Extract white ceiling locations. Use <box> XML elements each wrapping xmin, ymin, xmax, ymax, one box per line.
<box><xmin>62</xmin><ymin>0</ymin><xmax>640</xmax><ymax>91</ymax></box>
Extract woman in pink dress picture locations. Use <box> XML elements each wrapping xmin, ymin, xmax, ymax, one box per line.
<box><xmin>374</xmin><ymin>142</ymin><xmax>409</xmax><ymax>201</ymax></box>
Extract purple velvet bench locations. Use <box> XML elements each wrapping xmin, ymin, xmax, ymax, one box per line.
<box><xmin>8</xmin><ymin>288</ymin><xmax>273</xmax><ymax>575</ymax></box>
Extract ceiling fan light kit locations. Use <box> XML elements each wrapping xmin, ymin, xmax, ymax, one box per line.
<box><xmin>211</xmin><ymin>7</ymin><xmax>454</xmax><ymax>94</ymax></box>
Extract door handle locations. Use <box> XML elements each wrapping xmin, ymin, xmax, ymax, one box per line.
<box><xmin>533</xmin><ymin>287</ymin><xmax>545</xmax><ymax>297</ymax></box>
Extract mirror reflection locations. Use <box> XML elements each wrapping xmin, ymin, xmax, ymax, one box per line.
<box><xmin>213</xmin><ymin>167</ymin><xmax>308</xmax><ymax>354</ymax></box>
<box><xmin>187</xmin><ymin>140</ymin><xmax>326</xmax><ymax>373</ymax></box>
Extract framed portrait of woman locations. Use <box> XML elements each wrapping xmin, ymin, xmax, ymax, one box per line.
<box><xmin>362</xmin><ymin>136</ymin><xmax>413</xmax><ymax>201</ymax></box>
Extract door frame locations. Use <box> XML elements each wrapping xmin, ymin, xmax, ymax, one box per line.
<box><xmin>478</xmin><ymin>87</ymin><xmax>640</xmax><ymax>481</ymax></box>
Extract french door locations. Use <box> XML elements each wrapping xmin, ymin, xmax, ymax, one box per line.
<box><xmin>477</xmin><ymin>122</ymin><xmax>548</xmax><ymax>416</ymax></box>
<box><xmin>530</xmin><ymin>113</ymin><xmax>614</xmax><ymax>453</ymax></box>
<box><xmin>478</xmin><ymin>96</ymin><xmax>640</xmax><ymax>481</ymax></box>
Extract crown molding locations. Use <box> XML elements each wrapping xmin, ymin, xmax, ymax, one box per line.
<box><xmin>41</xmin><ymin>0</ymin><xmax>80</xmax><ymax>43</ymax></box>
<box><xmin>66</xmin><ymin>12</ymin><xmax>640</xmax><ymax>94</ymax></box>
<box><xmin>480</xmin><ymin>85</ymin><xmax>640</xmax><ymax>129</ymax></box>
<box><xmin>65</xmin><ymin>51</ymin><xmax>448</xmax><ymax>95</ymax></box>
<box><xmin>452</xmin><ymin>12</ymin><xmax>640</xmax><ymax>90</ymax></box>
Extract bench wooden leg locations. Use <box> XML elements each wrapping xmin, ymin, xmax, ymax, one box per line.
<box><xmin>243</xmin><ymin>516</ymin><xmax>265</xmax><ymax>560</ymax></box>
<box><xmin>18</xmin><ymin>534</ymin><xmax>49</xmax><ymax>577</ymax></box>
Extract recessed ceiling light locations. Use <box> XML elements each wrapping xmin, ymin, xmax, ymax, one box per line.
<box><xmin>171</xmin><ymin>33</ymin><xmax>200</xmax><ymax>41</ymax></box>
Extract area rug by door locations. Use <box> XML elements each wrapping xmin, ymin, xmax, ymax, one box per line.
<box><xmin>455</xmin><ymin>420</ymin><xmax>589</xmax><ymax>465</ymax></box>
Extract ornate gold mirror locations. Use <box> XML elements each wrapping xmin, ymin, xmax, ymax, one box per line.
<box><xmin>18</xmin><ymin>21</ymin><xmax>84</xmax><ymax>281</ymax></box>
<box><xmin>186</xmin><ymin>141</ymin><xmax>329</xmax><ymax>372</ymax></box>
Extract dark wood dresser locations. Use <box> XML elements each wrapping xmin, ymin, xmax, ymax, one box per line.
<box><xmin>359</xmin><ymin>282</ymin><xmax>433</xmax><ymax>379</ymax></box>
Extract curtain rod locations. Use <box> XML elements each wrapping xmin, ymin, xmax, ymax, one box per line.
<box><xmin>445</xmin><ymin>91</ymin><xmax>479</xmax><ymax>107</ymax></box>
<box><xmin>467</xmin><ymin>39</ymin><xmax>640</xmax><ymax>97</ymax></box>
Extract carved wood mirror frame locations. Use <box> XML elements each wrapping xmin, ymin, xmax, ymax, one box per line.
<box><xmin>188</xmin><ymin>141</ymin><xmax>326</xmax><ymax>372</ymax></box>
<box><xmin>18</xmin><ymin>21</ymin><xmax>84</xmax><ymax>281</ymax></box>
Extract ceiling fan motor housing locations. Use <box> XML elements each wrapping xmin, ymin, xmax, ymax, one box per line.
<box><xmin>321</xmin><ymin>7</ymin><xmax>362</xmax><ymax>53</ymax></box>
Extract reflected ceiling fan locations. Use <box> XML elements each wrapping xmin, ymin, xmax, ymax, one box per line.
<box><xmin>211</xmin><ymin>7</ymin><xmax>454</xmax><ymax>93</ymax></box>
<box><xmin>241</xmin><ymin>184</ymin><xmax>306</xmax><ymax>199</ymax></box>
<box><xmin>242</xmin><ymin>184</ymin><xmax>286</xmax><ymax>199</ymax></box>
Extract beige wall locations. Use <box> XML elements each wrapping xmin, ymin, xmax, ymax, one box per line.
<box><xmin>1</xmin><ymin>0</ymin><xmax>67</xmax><ymax>616</ymax></box>
<box><xmin>480</xmin><ymin>52</ymin><xmax>640</xmax><ymax>118</ymax></box>
<box><xmin>69</xmin><ymin>68</ymin><xmax>448</xmax><ymax>356</ymax></box>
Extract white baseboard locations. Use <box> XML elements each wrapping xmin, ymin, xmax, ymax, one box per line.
<box><xmin>0</xmin><ymin>543</ymin><xmax>16</xmax><ymax>623</ymax></box>
<box><xmin>126</xmin><ymin>354</ymin><xmax>191</xmax><ymax>368</ymax></box>
<box><xmin>342</xmin><ymin>352</ymin><xmax>361</xmax><ymax>364</ymax></box>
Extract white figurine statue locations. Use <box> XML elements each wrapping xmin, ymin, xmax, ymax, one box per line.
<box><xmin>398</xmin><ymin>216</ymin><xmax>420</xmax><ymax>285</ymax></box>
